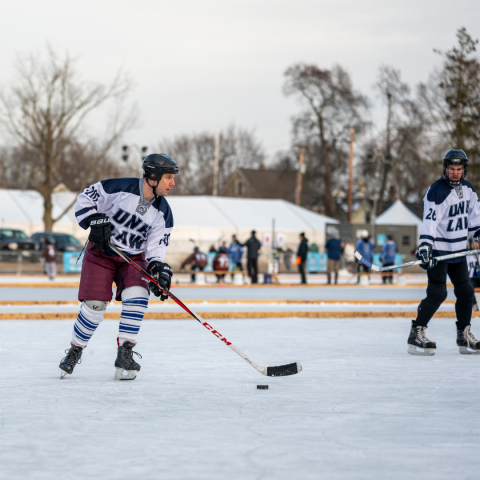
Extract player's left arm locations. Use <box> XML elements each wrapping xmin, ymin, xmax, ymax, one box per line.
<box><xmin>145</xmin><ymin>216</ymin><xmax>174</xmax><ymax>300</ymax></box>
<box><xmin>145</xmin><ymin>219</ymin><xmax>172</xmax><ymax>265</ymax></box>
<box><xmin>467</xmin><ymin>189</ymin><xmax>480</xmax><ymax>239</ymax></box>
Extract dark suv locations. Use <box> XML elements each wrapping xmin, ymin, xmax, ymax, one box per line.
<box><xmin>32</xmin><ymin>232</ymin><xmax>84</xmax><ymax>252</ymax></box>
<box><xmin>0</xmin><ymin>229</ymin><xmax>37</xmax><ymax>251</ymax></box>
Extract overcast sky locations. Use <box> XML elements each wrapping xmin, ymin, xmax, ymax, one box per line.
<box><xmin>1</xmin><ymin>0</ymin><xmax>479</xmax><ymax>160</ymax></box>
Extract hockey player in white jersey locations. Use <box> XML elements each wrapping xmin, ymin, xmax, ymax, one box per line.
<box><xmin>409</xmin><ymin>149</ymin><xmax>480</xmax><ymax>355</ymax></box>
<box><xmin>59</xmin><ymin>154</ymin><xmax>179</xmax><ymax>379</ymax></box>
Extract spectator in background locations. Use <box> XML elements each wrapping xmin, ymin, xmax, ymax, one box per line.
<box><xmin>381</xmin><ymin>235</ymin><xmax>397</xmax><ymax>284</ymax></box>
<box><xmin>181</xmin><ymin>246</ymin><xmax>208</xmax><ymax>283</ymax></box>
<box><xmin>214</xmin><ymin>242</ymin><xmax>229</xmax><ymax>283</ymax></box>
<box><xmin>467</xmin><ymin>236</ymin><xmax>480</xmax><ymax>311</ymax></box>
<box><xmin>297</xmin><ymin>232</ymin><xmax>309</xmax><ymax>284</ymax></box>
<box><xmin>228</xmin><ymin>235</ymin><xmax>244</xmax><ymax>272</ymax></box>
<box><xmin>42</xmin><ymin>236</ymin><xmax>57</xmax><ymax>281</ymax></box>
<box><xmin>240</xmin><ymin>231</ymin><xmax>261</xmax><ymax>284</ymax></box>
<box><xmin>325</xmin><ymin>234</ymin><xmax>343</xmax><ymax>284</ymax></box>
<box><xmin>355</xmin><ymin>232</ymin><xmax>374</xmax><ymax>284</ymax></box>
<box><xmin>209</xmin><ymin>245</ymin><xmax>217</xmax><ymax>253</ymax></box>
<box><xmin>284</xmin><ymin>246</ymin><xmax>293</xmax><ymax>272</ymax></box>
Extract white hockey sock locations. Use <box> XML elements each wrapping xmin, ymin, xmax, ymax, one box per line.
<box><xmin>118</xmin><ymin>286</ymin><xmax>149</xmax><ymax>345</ymax></box>
<box><xmin>72</xmin><ymin>302</ymin><xmax>105</xmax><ymax>347</ymax></box>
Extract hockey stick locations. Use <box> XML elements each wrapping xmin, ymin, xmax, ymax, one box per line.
<box><xmin>108</xmin><ymin>242</ymin><xmax>302</xmax><ymax>377</ymax></box>
<box><xmin>354</xmin><ymin>248</ymin><xmax>480</xmax><ymax>272</ymax></box>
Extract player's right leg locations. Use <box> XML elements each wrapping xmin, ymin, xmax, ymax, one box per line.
<box><xmin>59</xmin><ymin>243</ymin><xmax>115</xmax><ymax>378</ymax></box>
<box><xmin>408</xmin><ymin>262</ymin><xmax>447</xmax><ymax>355</ymax></box>
<box><xmin>59</xmin><ymin>300</ymin><xmax>108</xmax><ymax>377</ymax></box>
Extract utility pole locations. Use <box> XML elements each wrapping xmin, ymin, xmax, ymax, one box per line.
<box><xmin>212</xmin><ymin>130</ymin><xmax>220</xmax><ymax>196</ymax></box>
<box><xmin>295</xmin><ymin>146</ymin><xmax>306</xmax><ymax>206</ymax></box>
<box><xmin>347</xmin><ymin>128</ymin><xmax>355</xmax><ymax>222</ymax></box>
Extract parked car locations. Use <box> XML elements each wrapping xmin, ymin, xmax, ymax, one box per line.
<box><xmin>0</xmin><ymin>229</ymin><xmax>37</xmax><ymax>251</ymax></box>
<box><xmin>32</xmin><ymin>232</ymin><xmax>84</xmax><ymax>252</ymax></box>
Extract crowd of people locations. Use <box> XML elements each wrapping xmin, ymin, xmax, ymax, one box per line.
<box><xmin>181</xmin><ymin>231</ymin><xmax>262</xmax><ymax>283</ymax></box>
<box><xmin>179</xmin><ymin>230</ymin><xmax>401</xmax><ymax>285</ymax></box>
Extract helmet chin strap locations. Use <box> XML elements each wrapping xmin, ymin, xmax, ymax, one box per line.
<box><xmin>146</xmin><ymin>178</ymin><xmax>160</xmax><ymax>204</ymax></box>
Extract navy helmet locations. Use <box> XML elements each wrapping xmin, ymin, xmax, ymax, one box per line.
<box><xmin>142</xmin><ymin>153</ymin><xmax>179</xmax><ymax>182</ymax></box>
<box><xmin>443</xmin><ymin>149</ymin><xmax>468</xmax><ymax>186</ymax></box>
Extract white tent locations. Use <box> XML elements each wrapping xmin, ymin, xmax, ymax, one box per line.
<box><xmin>374</xmin><ymin>199</ymin><xmax>423</xmax><ymax>232</ymax></box>
<box><xmin>154</xmin><ymin>196</ymin><xmax>337</xmax><ymax>253</ymax></box>
<box><xmin>0</xmin><ymin>189</ymin><xmax>337</xmax><ymax>254</ymax></box>
<box><xmin>0</xmin><ymin>189</ymin><xmax>80</xmax><ymax>237</ymax></box>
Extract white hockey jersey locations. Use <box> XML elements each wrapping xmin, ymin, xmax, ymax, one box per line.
<box><xmin>419</xmin><ymin>177</ymin><xmax>480</xmax><ymax>263</ymax></box>
<box><xmin>75</xmin><ymin>178</ymin><xmax>173</xmax><ymax>263</ymax></box>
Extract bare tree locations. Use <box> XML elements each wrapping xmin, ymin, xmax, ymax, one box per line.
<box><xmin>0</xmin><ymin>141</ymin><xmax>129</xmax><ymax>192</ymax></box>
<box><xmin>283</xmin><ymin>63</ymin><xmax>369</xmax><ymax>217</ymax></box>
<box><xmin>418</xmin><ymin>28</ymin><xmax>480</xmax><ymax>184</ymax></box>
<box><xmin>0</xmin><ymin>46</ymin><xmax>137</xmax><ymax>230</ymax></box>
<box><xmin>158</xmin><ymin>125</ymin><xmax>265</xmax><ymax>195</ymax></box>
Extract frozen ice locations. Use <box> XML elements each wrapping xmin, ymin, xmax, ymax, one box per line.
<box><xmin>0</xmin><ymin>316</ymin><xmax>478</xmax><ymax>480</ymax></box>
<box><xmin>0</xmin><ymin>285</ymin><xmax>458</xmax><ymax>302</ymax></box>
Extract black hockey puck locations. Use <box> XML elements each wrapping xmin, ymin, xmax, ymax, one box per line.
<box><xmin>257</xmin><ymin>385</ymin><xmax>268</xmax><ymax>390</ymax></box>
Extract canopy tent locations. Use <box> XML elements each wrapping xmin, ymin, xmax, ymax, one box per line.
<box><xmin>374</xmin><ymin>199</ymin><xmax>423</xmax><ymax>232</ymax></box>
<box><xmin>146</xmin><ymin>196</ymin><xmax>338</xmax><ymax>253</ymax></box>
<box><xmin>0</xmin><ymin>189</ymin><xmax>338</xmax><ymax>254</ymax></box>
<box><xmin>0</xmin><ymin>189</ymin><xmax>79</xmax><ymax>237</ymax></box>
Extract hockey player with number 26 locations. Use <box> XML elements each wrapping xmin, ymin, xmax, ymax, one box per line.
<box><xmin>409</xmin><ymin>149</ymin><xmax>480</xmax><ymax>355</ymax></box>
<box><xmin>59</xmin><ymin>154</ymin><xmax>179</xmax><ymax>380</ymax></box>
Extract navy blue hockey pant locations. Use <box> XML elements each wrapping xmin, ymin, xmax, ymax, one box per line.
<box><xmin>415</xmin><ymin>260</ymin><xmax>473</xmax><ymax>329</ymax></box>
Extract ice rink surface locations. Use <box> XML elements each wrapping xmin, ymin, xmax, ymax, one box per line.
<box><xmin>1</xmin><ymin>317</ymin><xmax>479</xmax><ymax>480</ymax></box>
<box><xmin>0</xmin><ymin>285</ymin><xmax>457</xmax><ymax>302</ymax></box>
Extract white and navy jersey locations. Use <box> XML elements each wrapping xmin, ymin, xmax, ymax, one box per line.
<box><xmin>419</xmin><ymin>177</ymin><xmax>480</xmax><ymax>263</ymax></box>
<box><xmin>468</xmin><ymin>255</ymin><xmax>479</xmax><ymax>278</ymax></box>
<box><xmin>75</xmin><ymin>178</ymin><xmax>173</xmax><ymax>263</ymax></box>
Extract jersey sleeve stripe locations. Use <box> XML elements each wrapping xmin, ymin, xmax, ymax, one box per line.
<box><xmin>75</xmin><ymin>206</ymin><xmax>97</xmax><ymax>218</ymax></box>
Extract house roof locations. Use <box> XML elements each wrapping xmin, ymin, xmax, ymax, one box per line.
<box><xmin>230</xmin><ymin>168</ymin><xmax>296</xmax><ymax>201</ymax></box>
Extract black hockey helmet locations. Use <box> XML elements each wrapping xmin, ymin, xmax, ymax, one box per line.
<box><xmin>443</xmin><ymin>149</ymin><xmax>468</xmax><ymax>186</ymax></box>
<box><xmin>142</xmin><ymin>153</ymin><xmax>179</xmax><ymax>182</ymax></box>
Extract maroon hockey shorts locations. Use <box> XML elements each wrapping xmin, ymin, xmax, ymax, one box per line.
<box><xmin>78</xmin><ymin>242</ymin><xmax>150</xmax><ymax>302</ymax></box>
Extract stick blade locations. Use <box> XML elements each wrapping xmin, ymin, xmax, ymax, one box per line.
<box><xmin>266</xmin><ymin>362</ymin><xmax>302</xmax><ymax>377</ymax></box>
<box><xmin>354</xmin><ymin>251</ymin><xmax>379</xmax><ymax>271</ymax></box>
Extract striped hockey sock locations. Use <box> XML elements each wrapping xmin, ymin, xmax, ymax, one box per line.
<box><xmin>71</xmin><ymin>302</ymin><xmax>105</xmax><ymax>347</ymax></box>
<box><xmin>118</xmin><ymin>286</ymin><xmax>149</xmax><ymax>345</ymax></box>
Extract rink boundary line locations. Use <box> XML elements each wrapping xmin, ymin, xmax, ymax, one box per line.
<box><xmin>0</xmin><ymin>299</ymin><xmax>458</xmax><ymax>306</ymax></box>
<box><xmin>0</xmin><ymin>311</ymin><xmax>477</xmax><ymax>320</ymax></box>
<box><xmin>0</xmin><ymin>282</ymin><xmax>448</xmax><ymax>289</ymax></box>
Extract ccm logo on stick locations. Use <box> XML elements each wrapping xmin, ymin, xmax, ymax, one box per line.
<box><xmin>202</xmin><ymin>322</ymin><xmax>232</xmax><ymax>345</ymax></box>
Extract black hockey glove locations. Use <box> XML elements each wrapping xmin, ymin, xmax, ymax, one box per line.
<box><xmin>87</xmin><ymin>213</ymin><xmax>112</xmax><ymax>251</ymax></box>
<box><xmin>147</xmin><ymin>261</ymin><xmax>173</xmax><ymax>301</ymax></box>
<box><xmin>416</xmin><ymin>243</ymin><xmax>437</xmax><ymax>271</ymax></box>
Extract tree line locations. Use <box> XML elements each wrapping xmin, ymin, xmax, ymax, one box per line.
<box><xmin>0</xmin><ymin>28</ymin><xmax>478</xmax><ymax>229</ymax></box>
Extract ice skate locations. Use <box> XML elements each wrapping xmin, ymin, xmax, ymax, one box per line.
<box><xmin>456</xmin><ymin>323</ymin><xmax>480</xmax><ymax>354</ymax></box>
<box><xmin>407</xmin><ymin>320</ymin><xmax>436</xmax><ymax>356</ymax></box>
<box><xmin>59</xmin><ymin>344</ymin><xmax>83</xmax><ymax>378</ymax></box>
<box><xmin>114</xmin><ymin>341</ymin><xmax>142</xmax><ymax>380</ymax></box>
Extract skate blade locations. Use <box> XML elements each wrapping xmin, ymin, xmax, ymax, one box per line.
<box><xmin>60</xmin><ymin>369</ymin><xmax>68</xmax><ymax>379</ymax></box>
<box><xmin>459</xmin><ymin>346</ymin><xmax>480</xmax><ymax>355</ymax></box>
<box><xmin>408</xmin><ymin>345</ymin><xmax>435</xmax><ymax>356</ymax></box>
<box><xmin>114</xmin><ymin>367</ymin><xmax>138</xmax><ymax>380</ymax></box>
